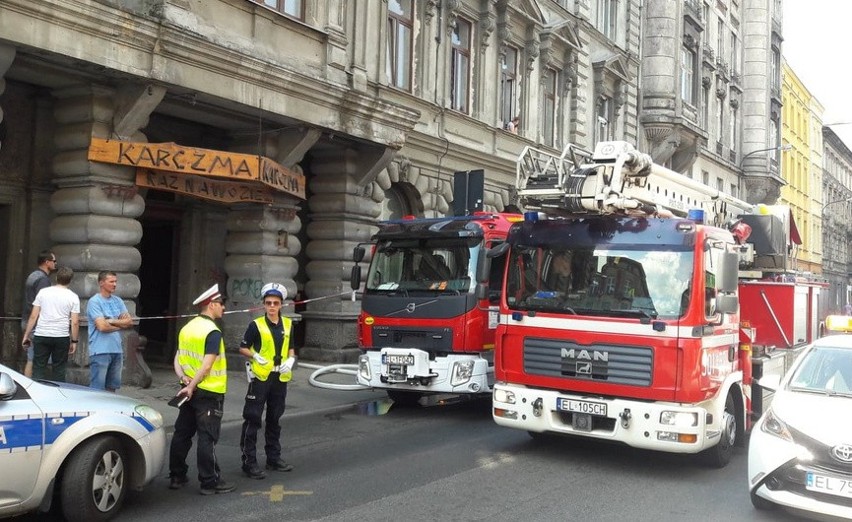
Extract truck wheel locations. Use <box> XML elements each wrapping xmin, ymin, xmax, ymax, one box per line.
<box><xmin>387</xmin><ymin>390</ymin><xmax>423</xmax><ymax>407</ymax></box>
<box><xmin>703</xmin><ymin>394</ymin><xmax>736</xmax><ymax>468</ymax></box>
<box><xmin>60</xmin><ymin>435</ymin><xmax>127</xmax><ymax>522</ymax></box>
<box><xmin>750</xmin><ymin>489</ymin><xmax>775</xmax><ymax>510</ymax></box>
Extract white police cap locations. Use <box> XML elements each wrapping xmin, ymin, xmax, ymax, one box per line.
<box><xmin>261</xmin><ymin>282</ymin><xmax>287</xmax><ymax>301</ymax></box>
<box><xmin>192</xmin><ymin>284</ymin><xmax>222</xmax><ymax>306</ymax></box>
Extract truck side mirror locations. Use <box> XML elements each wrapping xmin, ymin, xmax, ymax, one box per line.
<box><xmin>350</xmin><ymin>265</ymin><xmax>362</xmax><ymax>291</ymax></box>
<box><xmin>475</xmin><ymin>283</ymin><xmax>488</xmax><ymax>300</ymax></box>
<box><xmin>715</xmin><ymin>294</ymin><xmax>738</xmax><ymax>315</ymax></box>
<box><xmin>719</xmin><ymin>252</ymin><xmax>739</xmax><ymax>293</ymax></box>
<box><xmin>476</xmin><ymin>252</ymin><xmax>490</xmax><ymax>284</ymax></box>
<box><xmin>353</xmin><ymin>246</ymin><xmax>365</xmax><ymax>264</ymax></box>
<box><xmin>477</xmin><ymin>243</ymin><xmax>509</xmax><ymax>283</ymax></box>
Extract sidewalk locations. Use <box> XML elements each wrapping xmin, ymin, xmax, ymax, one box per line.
<box><xmin>120</xmin><ymin>361</ymin><xmax>387</xmax><ymax>430</ymax></box>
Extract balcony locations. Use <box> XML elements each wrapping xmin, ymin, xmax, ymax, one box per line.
<box><xmin>685</xmin><ymin>0</ymin><xmax>703</xmax><ymax>26</ymax></box>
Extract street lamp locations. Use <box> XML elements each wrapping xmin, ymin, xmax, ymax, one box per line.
<box><xmin>822</xmin><ymin>196</ymin><xmax>852</xmax><ymax>214</ymax></box>
<box><xmin>739</xmin><ymin>143</ymin><xmax>792</xmax><ymax>170</ymax></box>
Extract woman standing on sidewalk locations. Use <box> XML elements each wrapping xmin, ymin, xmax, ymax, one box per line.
<box><xmin>238</xmin><ymin>282</ymin><xmax>296</xmax><ymax>480</ymax></box>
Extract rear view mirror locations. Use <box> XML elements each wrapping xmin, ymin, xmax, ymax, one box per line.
<box><xmin>757</xmin><ymin>374</ymin><xmax>782</xmax><ymax>392</ymax></box>
<box><xmin>0</xmin><ymin>373</ymin><xmax>17</xmax><ymax>400</ymax></box>
<box><xmin>719</xmin><ymin>252</ymin><xmax>739</xmax><ymax>293</ymax></box>
<box><xmin>350</xmin><ymin>265</ymin><xmax>362</xmax><ymax>291</ymax></box>
<box><xmin>353</xmin><ymin>246</ymin><xmax>366</xmax><ymax>264</ymax></box>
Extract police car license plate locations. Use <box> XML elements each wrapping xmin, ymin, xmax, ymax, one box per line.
<box><xmin>806</xmin><ymin>472</ymin><xmax>852</xmax><ymax>499</ymax></box>
<box><xmin>383</xmin><ymin>354</ymin><xmax>415</xmax><ymax>366</ymax></box>
<box><xmin>556</xmin><ymin>398</ymin><xmax>607</xmax><ymax>417</ymax></box>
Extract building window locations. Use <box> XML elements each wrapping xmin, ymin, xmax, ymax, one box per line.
<box><xmin>729</xmin><ymin>107</ymin><xmax>737</xmax><ymax>152</ymax></box>
<box><xmin>681</xmin><ymin>46</ymin><xmax>695</xmax><ymax>105</ymax></box>
<box><xmin>451</xmin><ymin>18</ymin><xmax>472</xmax><ymax>114</ymax></box>
<box><xmin>770</xmin><ymin>49</ymin><xmax>780</xmax><ymax>91</ymax></box>
<box><xmin>542</xmin><ymin>68</ymin><xmax>557</xmax><ymax>147</ymax></box>
<box><xmin>595</xmin><ymin>0</ymin><xmax>617</xmax><ymax>39</ymax></box>
<box><xmin>730</xmin><ymin>183</ymin><xmax>738</xmax><ymax>198</ymax></box>
<box><xmin>730</xmin><ymin>32</ymin><xmax>739</xmax><ymax>73</ymax></box>
<box><xmin>597</xmin><ymin>96</ymin><xmax>613</xmax><ymax>143</ymax></box>
<box><xmin>702</xmin><ymin>83</ymin><xmax>710</xmax><ymax>126</ymax></box>
<box><xmin>255</xmin><ymin>0</ymin><xmax>303</xmax><ymax>20</ymax></box>
<box><xmin>717</xmin><ymin>97</ymin><xmax>725</xmax><ymax>144</ymax></box>
<box><xmin>717</xmin><ymin>18</ymin><xmax>724</xmax><ymax>58</ymax></box>
<box><xmin>500</xmin><ymin>47</ymin><xmax>518</xmax><ymax>128</ymax></box>
<box><xmin>386</xmin><ymin>0</ymin><xmax>413</xmax><ymax>90</ymax></box>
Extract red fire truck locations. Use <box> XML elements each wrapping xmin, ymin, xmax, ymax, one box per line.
<box><xmin>352</xmin><ymin>212</ymin><xmax>521</xmax><ymax>405</ymax></box>
<box><xmin>487</xmin><ymin>141</ymin><xmax>825</xmax><ymax>467</ymax></box>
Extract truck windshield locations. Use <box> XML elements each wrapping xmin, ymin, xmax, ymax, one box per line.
<box><xmin>366</xmin><ymin>237</ymin><xmax>480</xmax><ymax>294</ymax></box>
<box><xmin>505</xmin><ymin>246</ymin><xmax>694</xmax><ymax>319</ymax></box>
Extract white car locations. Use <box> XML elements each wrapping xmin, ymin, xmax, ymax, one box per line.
<box><xmin>0</xmin><ymin>363</ymin><xmax>166</xmax><ymax>521</ymax></box>
<box><xmin>748</xmin><ymin>326</ymin><xmax>852</xmax><ymax>519</ymax></box>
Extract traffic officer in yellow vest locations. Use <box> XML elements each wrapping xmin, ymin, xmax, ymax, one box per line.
<box><xmin>168</xmin><ymin>284</ymin><xmax>236</xmax><ymax>495</ymax></box>
<box><xmin>239</xmin><ymin>282</ymin><xmax>296</xmax><ymax>479</ymax></box>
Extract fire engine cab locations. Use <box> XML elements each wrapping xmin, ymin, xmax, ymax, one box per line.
<box><xmin>486</xmin><ymin>140</ymin><xmax>825</xmax><ymax>467</ymax></box>
<box><xmin>351</xmin><ymin>212</ymin><xmax>521</xmax><ymax>405</ymax></box>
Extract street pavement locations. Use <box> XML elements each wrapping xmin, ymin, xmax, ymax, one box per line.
<box><xmin>120</xmin><ymin>361</ymin><xmax>387</xmax><ymax>431</ymax></box>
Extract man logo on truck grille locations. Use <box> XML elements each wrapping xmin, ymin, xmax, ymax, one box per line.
<box><xmin>561</xmin><ymin>348</ymin><xmax>608</xmax><ymax>379</ymax></box>
<box><xmin>405</xmin><ymin>303</ymin><xmax>416</xmax><ymax>313</ymax></box>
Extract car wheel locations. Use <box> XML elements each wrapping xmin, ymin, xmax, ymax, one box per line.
<box><xmin>703</xmin><ymin>394</ymin><xmax>736</xmax><ymax>468</ymax></box>
<box><xmin>387</xmin><ymin>390</ymin><xmax>423</xmax><ymax>407</ymax></box>
<box><xmin>750</xmin><ymin>489</ymin><xmax>775</xmax><ymax>510</ymax></box>
<box><xmin>60</xmin><ymin>435</ymin><xmax>127</xmax><ymax>522</ymax></box>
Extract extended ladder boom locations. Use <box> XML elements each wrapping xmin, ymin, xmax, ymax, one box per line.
<box><xmin>517</xmin><ymin>141</ymin><xmax>753</xmax><ymax>226</ymax></box>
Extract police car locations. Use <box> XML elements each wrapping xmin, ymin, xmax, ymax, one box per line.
<box><xmin>748</xmin><ymin>315</ymin><xmax>852</xmax><ymax>519</ymax></box>
<box><xmin>0</xmin><ymin>363</ymin><xmax>166</xmax><ymax>521</ymax></box>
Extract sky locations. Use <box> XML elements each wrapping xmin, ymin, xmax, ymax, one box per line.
<box><xmin>783</xmin><ymin>1</ymin><xmax>852</xmax><ymax>149</ymax></box>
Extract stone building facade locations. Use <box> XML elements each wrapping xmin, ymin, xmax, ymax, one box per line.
<box><xmin>821</xmin><ymin>128</ymin><xmax>852</xmax><ymax>313</ymax></box>
<box><xmin>639</xmin><ymin>0</ymin><xmax>783</xmax><ymax>207</ymax></box>
<box><xmin>0</xmin><ymin>0</ymin><xmax>648</xmax><ymax>378</ymax></box>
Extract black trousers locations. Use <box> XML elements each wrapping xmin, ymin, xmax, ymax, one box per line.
<box><xmin>32</xmin><ymin>336</ymin><xmax>69</xmax><ymax>382</ymax></box>
<box><xmin>169</xmin><ymin>389</ymin><xmax>225</xmax><ymax>487</ymax></box>
<box><xmin>240</xmin><ymin>375</ymin><xmax>288</xmax><ymax>467</ymax></box>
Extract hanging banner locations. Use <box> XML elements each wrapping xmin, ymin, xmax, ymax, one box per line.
<box><xmin>88</xmin><ymin>138</ymin><xmax>305</xmax><ymax>200</ymax></box>
<box><xmin>135</xmin><ymin>169</ymin><xmax>274</xmax><ymax>204</ymax></box>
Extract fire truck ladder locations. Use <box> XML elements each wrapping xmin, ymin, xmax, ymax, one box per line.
<box><xmin>516</xmin><ymin>141</ymin><xmax>753</xmax><ymax>226</ymax></box>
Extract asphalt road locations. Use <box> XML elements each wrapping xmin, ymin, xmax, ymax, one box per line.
<box><xmin>101</xmin><ymin>396</ymin><xmax>826</xmax><ymax>522</ymax></box>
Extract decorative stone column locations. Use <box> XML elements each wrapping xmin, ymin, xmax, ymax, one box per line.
<box><xmin>223</xmin><ymin>201</ymin><xmax>302</xmax><ymax>349</ymax></box>
<box><xmin>222</xmin><ymin>130</ymin><xmax>318</xmax><ymax>351</ymax></box>
<box><xmin>50</xmin><ymin>85</ymin><xmax>154</xmax><ymax>386</ymax></box>
<box><xmin>0</xmin><ymin>44</ymin><xmax>19</xmax><ymax>365</ymax></box>
<box><xmin>302</xmin><ymin>146</ymin><xmax>382</xmax><ymax>362</ymax></box>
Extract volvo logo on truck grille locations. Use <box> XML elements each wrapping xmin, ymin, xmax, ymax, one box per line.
<box><xmin>560</xmin><ymin>348</ymin><xmax>609</xmax><ymax>379</ymax></box>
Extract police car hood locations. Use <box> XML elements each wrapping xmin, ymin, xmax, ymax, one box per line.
<box><xmin>30</xmin><ymin>379</ymin><xmax>150</xmax><ymax>413</ymax></box>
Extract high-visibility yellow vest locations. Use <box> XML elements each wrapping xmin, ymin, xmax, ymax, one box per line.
<box><xmin>249</xmin><ymin>315</ymin><xmax>293</xmax><ymax>383</ymax></box>
<box><xmin>177</xmin><ymin>315</ymin><xmax>227</xmax><ymax>394</ymax></box>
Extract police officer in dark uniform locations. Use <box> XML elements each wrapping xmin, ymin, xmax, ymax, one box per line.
<box><xmin>168</xmin><ymin>284</ymin><xmax>235</xmax><ymax>495</ymax></box>
<box><xmin>239</xmin><ymin>282</ymin><xmax>296</xmax><ymax>479</ymax></box>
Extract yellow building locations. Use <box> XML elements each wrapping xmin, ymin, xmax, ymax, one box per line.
<box><xmin>781</xmin><ymin>60</ymin><xmax>824</xmax><ymax>274</ymax></box>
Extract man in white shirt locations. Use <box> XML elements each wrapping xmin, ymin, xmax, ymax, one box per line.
<box><xmin>21</xmin><ymin>266</ymin><xmax>80</xmax><ymax>382</ymax></box>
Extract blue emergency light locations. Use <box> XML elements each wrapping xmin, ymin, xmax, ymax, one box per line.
<box><xmin>524</xmin><ymin>211</ymin><xmax>539</xmax><ymax>222</ymax></box>
<box><xmin>687</xmin><ymin>208</ymin><xmax>705</xmax><ymax>224</ymax></box>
